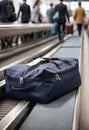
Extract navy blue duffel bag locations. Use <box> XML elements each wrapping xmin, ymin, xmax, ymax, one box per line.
<box><xmin>4</xmin><ymin>57</ymin><xmax>81</xmax><ymax>103</ymax></box>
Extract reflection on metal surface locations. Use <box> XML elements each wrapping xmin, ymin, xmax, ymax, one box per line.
<box><xmin>79</xmin><ymin>30</ymin><xmax>89</xmax><ymax>130</ymax></box>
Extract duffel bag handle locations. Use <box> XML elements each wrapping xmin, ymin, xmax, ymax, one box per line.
<box><xmin>23</xmin><ymin>58</ymin><xmax>52</xmax><ymax>77</ymax></box>
<box><xmin>42</xmin><ymin>57</ymin><xmax>72</xmax><ymax>68</ymax></box>
<box><xmin>23</xmin><ymin>61</ymin><xmax>43</xmax><ymax>77</ymax></box>
<box><xmin>43</xmin><ymin>57</ymin><xmax>72</xmax><ymax>65</ymax></box>
<box><xmin>23</xmin><ymin>57</ymin><xmax>60</xmax><ymax>77</ymax></box>
<box><xmin>23</xmin><ymin>57</ymin><xmax>72</xmax><ymax>77</ymax></box>
<box><xmin>11</xmin><ymin>86</ymin><xmax>36</xmax><ymax>93</ymax></box>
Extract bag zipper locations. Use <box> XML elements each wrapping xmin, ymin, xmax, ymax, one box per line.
<box><xmin>19</xmin><ymin>74</ymin><xmax>61</xmax><ymax>85</ymax></box>
<box><xmin>7</xmin><ymin>65</ymin><xmax>77</xmax><ymax>85</ymax></box>
<box><xmin>19</xmin><ymin>58</ymin><xmax>77</xmax><ymax>84</ymax></box>
<box><xmin>55</xmin><ymin>74</ymin><xmax>61</xmax><ymax>80</ymax></box>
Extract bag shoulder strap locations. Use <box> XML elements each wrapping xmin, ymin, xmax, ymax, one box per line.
<box><xmin>22</xmin><ymin>57</ymin><xmax>59</xmax><ymax>77</ymax></box>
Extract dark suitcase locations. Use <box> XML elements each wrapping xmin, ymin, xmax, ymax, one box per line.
<box><xmin>4</xmin><ymin>57</ymin><xmax>81</xmax><ymax>104</ymax></box>
<box><xmin>83</xmin><ymin>23</ymin><xmax>88</xmax><ymax>30</ymax></box>
<box><xmin>65</xmin><ymin>23</ymin><xmax>73</xmax><ymax>34</ymax></box>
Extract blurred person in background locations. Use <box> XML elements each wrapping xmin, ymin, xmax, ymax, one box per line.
<box><xmin>6</xmin><ymin>0</ymin><xmax>16</xmax><ymax>47</ymax></box>
<box><xmin>73</xmin><ymin>2</ymin><xmax>86</xmax><ymax>36</ymax></box>
<box><xmin>0</xmin><ymin>0</ymin><xmax>8</xmax><ymax>49</ymax></box>
<box><xmin>54</xmin><ymin>0</ymin><xmax>70</xmax><ymax>43</ymax></box>
<box><xmin>0</xmin><ymin>0</ymin><xmax>8</xmax><ymax>23</ymax></box>
<box><xmin>46</xmin><ymin>3</ymin><xmax>54</xmax><ymax>23</ymax></box>
<box><xmin>31</xmin><ymin>0</ymin><xmax>43</xmax><ymax>23</ymax></box>
<box><xmin>0</xmin><ymin>0</ymin><xmax>15</xmax><ymax>49</ymax></box>
<box><xmin>17</xmin><ymin>0</ymin><xmax>31</xmax><ymax>42</ymax></box>
<box><xmin>31</xmin><ymin>0</ymin><xmax>43</xmax><ymax>39</ymax></box>
<box><xmin>17</xmin><ymin>0</ymin><xmax>31</xmax><ymax>23</ymax></box>
<box><xmin>7</xmin><ymin>0</ymin><xmax>16</xmax><ymax>22</ymax></box>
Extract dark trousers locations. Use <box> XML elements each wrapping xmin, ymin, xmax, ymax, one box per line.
<box><xmin>1</xmin><ymin>38</ymin><xmax>6</xmax><ymax>49</ymax></box>
<box><xmin>21</xmin><ymin>21</ymin><xmax>30</xmax><ymax>42</ymax></box>
<box><xmin>57</xmin><ymin>23</ymin><xmax>65</xmax><ymax>41</ymax></box>
<box><xmin>77</xmin><ymin>24</ymin><xmax>83</xmax><ymax>36</ymax></box>
<box><xmin>1</xmin><ymin>37</ymin><xmax>12</xmax><ymax>49</ymax></box>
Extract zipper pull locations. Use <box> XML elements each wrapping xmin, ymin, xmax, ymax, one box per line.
<box><xmin>19</xmin><ymin>77</ymin><xmax>24</xmax><ymax>85</ymax></box>
<box><xmin>55</xmin><ymin>74</ymin><xmax>61</xmax><ymax>80</ymax></box>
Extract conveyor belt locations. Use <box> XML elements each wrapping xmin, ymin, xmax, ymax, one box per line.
<box><xmin>19</xmin><ymin>31</ymin><xmax>81</xmax><ymax>130</ymax></box>
<box><xmin>0</xmin><ymin>98</ymin><xmax>19</xmax><ymax>121</ymax></box>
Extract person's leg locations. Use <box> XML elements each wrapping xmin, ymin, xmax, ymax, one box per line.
<box><xmin>15</xmin><ymin>35</ymin><xmax>19</xmax><ymax>46</ymax></box>
<box><xmin>78</xmin><ymin>24</ymin><xmax>82</xmax><ymax>36</ymax></box>
<box><xmin>61</xmin><ymin>23</ymin><xmax>65</xmax><ymax>41</ymax></box>
<box><xmin>77</xmin><ymin>24</ymin><xmax>79</xmax><ymax>36</ymax></box>
<box><xmin>57</xmin><ymin>23</ymin><xmax>61</xmax><ymax>42</ymax></box>
<box><xmin>1</xmin><ymin>38</ymin><xmax>5</xmax><ymax>49</ymax></box>
<box><xmin>1</xmin><ymin>38</ymin><xmax>7</xmax><ymax>49</ymax></box>
<box><xmin>5</xmin><ymin>37</ymin><xmax>12</xmax><ymax>47</ymax></box>
<box><xmin>77</xmin><ymin>24</ymin><xmax>81</xmax><ymax>36</ymax></box>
